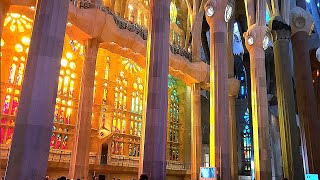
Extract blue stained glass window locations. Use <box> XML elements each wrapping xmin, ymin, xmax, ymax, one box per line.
<box><xmin>266</xmin><ymin>10</ymin><xmax>271</xmax><ymax>24</ymax></box>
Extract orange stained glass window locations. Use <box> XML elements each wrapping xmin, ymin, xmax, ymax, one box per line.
<box><xmin>51</xmin><ymin>36</ymin><xmax>84</xmax><ymax>150</ymax></box>
<box><xmin>1</xmin><ymin>12</ymin><xmax>34</xmax><ymax>146</ymax></box>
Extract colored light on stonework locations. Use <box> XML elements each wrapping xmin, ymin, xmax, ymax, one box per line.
<box><xmin>15</xmin><ymin>44</ymin><xmax>23</xmax><ymax>52</ymax></box>
<box><xmin>67</xmin><ymin>100</ymin><xmax>72</xmax><ymax>106</ymax></box>
<box><xmin>1</xmin><ymin>39</ymin><xmax>4</xmax><ymax>47</ymax></box>
<box><xmin>71</xmin><ymin>73</ymin><xmax>75</xmax><ymax>79</ymax></box>
<box><xmin>61</xmin><ymin>58</ymin><xmax>68</xmax><ymax>67</ymax></box>
<box><xmin>66</xmin><ymin>52</ymin><xmax>73</xmax><ymax>60</ymax></box>
<box><xmin>21</xmin><ymin>36</ymin><xmax>30</xmax><ymax>45</ymax></box>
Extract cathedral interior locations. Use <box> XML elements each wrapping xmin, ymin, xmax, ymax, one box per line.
<box><xmin>0</xmin><ymin>0</ymin><xmax>320</xmax><ymax>179</ymax></box>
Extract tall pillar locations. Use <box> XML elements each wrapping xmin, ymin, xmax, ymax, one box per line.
<box><xmin>269</xmin><ymin>16</ymin><xmax>304</xmax><ymax>180</ymax></box>
<box><xmin>228</xmin><ymin>78</ymin><xmax>240</xmax><ymax>180</ymax></box>
<box><xmin>290</xmin><ymin>7</ymin><xmax>320</xmax><ymax>174</ymax></box>
<box><xmin>244</xmin><ymin>24</ymin><xmax>271</xmax><ymax>180</ymax></box>
<box><xmin>69</xmin><ymin>38</ymin><xmax>99</xmax><ymax>179</ymax></box>
<box><xmin>227</xmin><ymin>16</ymin><xmax>239</xmax><ymax>180</ymax></box>
<box><xmin>139</xmin><ymin>0</ymin><xmax>170</xmax><ymax>179</ymax></box>
<box><xmin>0</xmin><ymin>0</ymin><xmax>9</xmax><ymax>39</ymax></box>
<box><xmin>5</xmin><ymin>0</ymin><xmax>68</xmax><ymax>179</ymax></box>
<box><xmin>191</xmin><ymin>83</ymin><xmax>202</xmax><ymax>180</ymax></box>
<box><xmin>204</xmin><ymin>0</ymin><xmax>231</xmax><ymax>179</ymax></box>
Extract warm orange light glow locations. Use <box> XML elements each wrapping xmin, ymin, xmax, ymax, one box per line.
<box><xmin>61</xmin><ymin>58</ymin><xmax>68</xmax><ymax>67</ymax></box>
<box><xmin>15</xmin><ymin>44</ymin><xmax>23</xmax><ymax>52</ymax></box>
<box><xmin>66</xmin><ymin>52</ymin><xmax>73</xmax><ymax>60</ymax></box>
<box><xmin>21</xmin><ymin>36</ymin><xmax>30</xmax><ymax>45</ymax></box>
<box><xmin>21</xmin><ymin>56</ymin><xmax>26</xmax><ymax>61</ymax></box>
<box><xmin>4</xmin><ymin>13</ymin><xmax>33</xmax><ymax>33</ymax></box>
<box><xmin>1</xmin><ymin>39</ymin><xmax>4</xmax><ymax>47</ymax></box>
<box><xmin>13</xmin><ymin>56</ymin><xmax>19</xmax><ymax>61</ymax></box>
<box><xmin>70</xmin><ymin>62</ymin><xmax>76</xmax><ymax>69</ymax></box>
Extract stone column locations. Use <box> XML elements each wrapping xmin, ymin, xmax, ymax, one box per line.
<box><xmin>244</xmin><ymin>24</ymin><xmax>271</xmax><ymax>180</ymax></box>
<box><xmin>227</xmin><ymin>16</ymin><xmax>239</xmax><ymax>180</ymax></box>
<box><xmin>68</xmin><ymin>38</ymin><xmax>99</xmax><ymax>179</ymax></box>
<box><xmin>269</xmin><ymin>16</ymin><xmax>304</xmax><ymax>180</ymax></box>
<box><xmin>191</xmin><ymin>83</ymin><xmax>202</xmax><ymax>180</ymax></box>
<box><xmin>0</xmin><ymin>0</ymin><xmax>9</xmax><ymax>39</ymax></box>
<box><xmin>205</xmin><ymin>0</ymin><xmax>231</xmax><ymax>179</ymax></box>
<box><xmin>228</xmin><ymin>78</ymin><xmax>240</xmax><ymax>180</ymax></box>
<box><xmin>290</xmin><ymin>7</ymin><xmax>320</xmax><ymax>174</ymax></box>
<box><xmin>5</xmin><ymin>0</ymin><xmax>68</xmax><ymax>179</ymax></box>
<box><xmin>138</xmin><ymin>0</ymin><xmax>170</xmax><ymax>179</ymax></box>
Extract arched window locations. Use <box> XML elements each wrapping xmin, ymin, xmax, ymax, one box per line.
<box><xmin>55</xmin><ymin>134</ymin><xmax>62</xmax><ymax>149</ymax></box>
<box><xmin>5</xmin><ymin>127</ymin><xmax>14</xmax><ymax>144</ymax></box>
<box><xmin>2</xmin><ymin>95</ymin><xmax>11</xmax><ymax>114</ymax></box>
<box><xmin>170</xmin><ymin>2</ymin><xmax>177</xmax><ymax>23</ymax></box>
<box><xmin>8</xmin><ymin>64</ymin><xmax>17</xmax><ymax>83</ymax></box>
<box><xmin>50</xmin><ymin>134</ymin><xmax>55</xmax><ymax>148</ymax></box>
<box><xmin>1</xmin><ymin>13</ymin><xmax>34</xmax><ymax>146</ymax></box>
<box><xmin>16</xmin><ymin>63</ymin><xmax>25</xmax><ymax>86</ymax></box>
<box><xmin>168</xmin><ymin>75</ymin><xmax>180</xmax><ymax>161</ymax></box>
<box><xmin>114</xmin><ymin>71</ymin><xmax>128</xmax><ymax>110</ymax></box>
<box><xmin>11</xmin><ymin>97</ymin><xmax>19</xmax><ymax>115</ymax></box>
<box><xmin>242</xmin><ymin>109</ymin><xmax>252</xmax><ymax>172</ymax></box>
<box><xmin>62</xmin><ymin>135</ymin><xmax>68</xmax><ymax>149</ymax></box>
<box><xmin>50</xmin><ymin>37</ymin><xmax>84</xmax><ymax>150</ymax></box>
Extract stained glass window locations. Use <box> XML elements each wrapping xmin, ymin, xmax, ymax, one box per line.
<box><xmin>168</xmin><ymin>75</ymin><xmax>180</xmax><ymax>161</ymax></box>
<box><xmin>51</xmin><ymin>37</ymin><xmax>84</xmax><ymax>150</ymax></box>
<box><xmin>242</xmin><ymin>109</ymin><xmax>252</xmax><ymax>172</ymax></box>
<box><xmin>170</xmin><ymin>2</ymin><xmax>177</xmax><ymax>23</ymax></box>
<box><xmin>99</xmin><ymin>56</ymin><xmax>110</xmax><ymax>130</ymax></box>
<box><xmin>114</xmin><ymin>71</ymin><xmax>128</xmax><ymax>110</ymax></box>
<box><xmin>112</xmin><ymin>136</ymin><xmax>124</xmax><ymax>155</ymax></box>
<box><xmin>0</xmin><ymin>12</ymin><xmax>34</xmax><ymax>145</ymax></box>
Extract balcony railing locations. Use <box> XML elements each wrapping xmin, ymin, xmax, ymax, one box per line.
<box><xmin>70</xmin><ymin>0</ymin><xmax>193</xmax><ymax>62</ymax></box>
<box><xmin>1</xmin><ymin>145</ymin><xmax>191</xmax><ymax>170</ymax></box>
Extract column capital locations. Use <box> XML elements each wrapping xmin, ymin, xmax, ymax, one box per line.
<box><xmin>269</xmin><ymin>16</ymin><xmax>291</xmax><ymax>42</ymax></box>
<box><xmin>204</xmin><ymin>0</ymin><xmax>228</xmax><ymax>31</ymax></box>
<box><xmin>289</xmin><ymin>7</ymin><xmax>313</xmax><ymax>36</ymax></box>
<box><xmin>228</xmin><ymin>78</ymin><xmax>240</xmax><ymax>97</ymax></box>
<box><xmin>243</xmin><ymin>24</ymin><xmax>268</xmax><ymax>52</ymax></box>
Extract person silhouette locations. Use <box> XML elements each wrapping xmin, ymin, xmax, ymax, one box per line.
<box><xmin>139</xmin><ymin>173</ymin><xmax>148</xmax><ymax>180</ymax></box>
